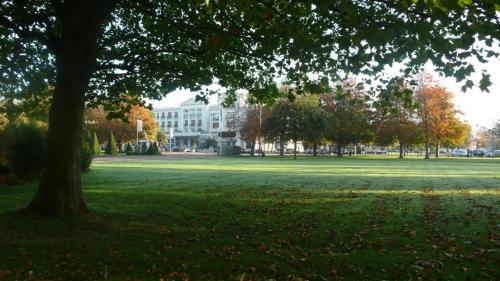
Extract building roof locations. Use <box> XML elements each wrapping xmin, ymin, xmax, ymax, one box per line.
<box><xmin>179</xmin><ymin>97</ymin><xmax>206</xmax><ymax>107</ymax></box>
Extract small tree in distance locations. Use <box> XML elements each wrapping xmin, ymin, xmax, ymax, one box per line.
<box><xmin>298</xmin><ymin>95</ymin><xmax>328</xmax><ymax>156</ymax></box>
<box><xmin>240</xmin><ymin>106</ymin><xmax>264</xmax><ymax>156</ymax></box>
<box><xmin>105</xmin><ymin>131</ymin><xmax>118</xmax><ymax>155</ymax></box>
<box><xmin>147</xmin><ymin>142</ymin><xmax>161</xmax><ymax>155</ymax></box>
<box><xmin>262</xmin><ymin>100</ymin><xmax>292</xmax><ymax>157</ymax></box>
<box><xmin>92</xmin><ymin>132</ymin><xmax>100</xmax><ymax>155</ymax></box>
<box><xmin>322</xmin><ymin>82</ymin><xmax>373</xmax><ymax>157</ymax></box>
<box><xmin>375</xmin><ymin>77</ymin><xmax>421</xmax><ymax>159</ymax></box>
<box><xmin>416</xmin><ymin>75</ymin><xmax>470</xmax><ymax>158</ymax></box>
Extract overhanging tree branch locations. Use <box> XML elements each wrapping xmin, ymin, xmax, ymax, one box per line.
<box><xmin>0</xmin><ymin>15</ymin><xmax>50</xmax><ymax>45</ymax></box>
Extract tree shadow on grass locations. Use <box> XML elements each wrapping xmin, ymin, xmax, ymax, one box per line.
<box><xmin>1</xmin><ymin>187</ymin><xmax>498</xmax><ymax>280</ymax></box>
<box><xmin>0</xmin><ymin>157</ymin><xmax>499</xmax><ymax>280</ymax></box>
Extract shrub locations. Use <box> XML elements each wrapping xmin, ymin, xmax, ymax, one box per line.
<box><xmin>81</xmin><ymin>129</ymin><xmax>93</xmax><ymax>172</ymax></box>
<box><xmin>0</xmin><ymin>130</ymin><xmax>11</xmax><ymax>175</ymax></box>
<box><xmin>154</xmin><ymin>142</ymin><xmax>162</xmax><ymax>154</ymax></box>
<box><xmin>0</xmin><ymin>122</ymin><xmax>93</xmax><ymax>180</ymax></box>
<box><xmin>92</xmin><ymin>131</ymin><xmax>100</xmax><ymax>155</ymax></box>
<box><xmin>141</xmin><ymin>142</ymin><xmax>148</xmax><ymax>154</ymax></box>
<box><xmin>147</xmin><ymin>142</ymin><xmax>161</xmax><ymax>155</ymax></box>
<box><xmin>201</xmin><ymin>138</ymin><xmax>218</xmax><ymax>149</ymax></box>
<box><xmin>105</xmin><ymin>131</ymin><xmax>118</xmax><ymax>155</ymax></box>
<box><xmin>125</xmin><ymin>143</ymin><xmax>134</xmax><ymax>155</ymax></box>
<box><xmin>5</xmin><ymin>122</ymin><xmax>47</xmax><ymax>179</ymax></box>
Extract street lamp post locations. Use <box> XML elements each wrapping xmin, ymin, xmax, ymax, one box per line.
<box><xmin>488</xmin><ymin>129</ymin><xmax>494</xmax><ymax>153</ymax></box>
<box><xmin>258</xmin><ymin>104</ymin><xmax>262</xmax><ymax>157</ymax></box>
<box><xmin>136</xmin><ymin>116</ymin><xmax>143</xmax><ymax>153</ymax></box>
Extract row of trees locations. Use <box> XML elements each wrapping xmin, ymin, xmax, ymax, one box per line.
<box><xmin>241</xmin><ymin>77</ymin><xmax>470</xmax><ymax>159</ymax></box>
<box><xmin>85</xmin><ymin>105</ymin><xmax>161</xmax><ymax>147</ymax></box>
<box><xmin>476</xmin><ymin>120</ymin><xmax>500</xmax><ymax>151</ymax></box>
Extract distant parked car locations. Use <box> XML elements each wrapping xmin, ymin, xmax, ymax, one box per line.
<box><xmin>472</xmin><ymin>149</ymin><xmax>490</xmax><ymax>157</ymax></box>
<box><xmin>494</xmin><ymin>150</ymin><xmax>500</xmax><ymax>157</ymax></box>
<box><xmin>306</xmin><ymin>148</ymin><xmax>328</xmax><ymax>155</ymax></box>
<box><xmin>451</xmin><ymin>149</ymin><xmax>467</xmax><ymax>157</ymax></box>
<box><xmin>367</xmin><ymin>150</ymin><xmax>386</xmax><ymax>155</ymax></box>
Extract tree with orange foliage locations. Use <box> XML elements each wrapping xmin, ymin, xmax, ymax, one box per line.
<box><xmin>417</xmin><ymin>83</ymin><xmax>469</xmax><ymax>158</ymax></box>
<box><xmin>85</xmin><ymin>105</ymin><xmax>159</xmax><ymax>147</ymax></box>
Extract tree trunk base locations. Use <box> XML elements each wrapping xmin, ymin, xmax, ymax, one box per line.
<box><xmin>26</xmin><ymin>192</ymin><xmax>88</xmax><ymax>216</ymax></box>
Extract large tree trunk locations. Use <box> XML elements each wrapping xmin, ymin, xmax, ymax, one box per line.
<box><xmin>337</xmin><ymin>144</ymin><xmax>342</xmax><ymax>157</ymax></box>
<box><xmin>435</xmin><ymin>143</ymin><xmax>440</xmax><ymax>158</ymax></box>
<box><xmin>27</xmin><ymin>1</ymin><xmax>114</xmax><ymax>216</ymax></box>
<box><xmin>313</xmin><ymin>144</ymin><xmax>317</xmax><ymax>156</ymax></box>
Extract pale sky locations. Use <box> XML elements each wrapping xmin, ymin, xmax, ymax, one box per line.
<box><xmin>148</xmin><ymin>58</ymin><xmax>500</xmax><ymax>130</ymax></box>
<box><xmin>439</xmin><ymin>59</ymin><xmax>500</xmax><ymax>130</ymax></box>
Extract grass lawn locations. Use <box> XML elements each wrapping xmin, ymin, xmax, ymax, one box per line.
<box><xmin>0</xmin><ymin>156</ymin><xmax>499</xmax><ymax>280</ymax></box>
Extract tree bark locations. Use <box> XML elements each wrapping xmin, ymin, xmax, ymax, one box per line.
<box><xmin>26</xmin><ymin>1</ymin><xmax>115</xmax><ymax>216</ymax></box>
<box><xmin>250</xmin><ymin>141</ymin><xmax>255</xmax><ymax>156</ymax></box>
<box><xmin>435</xmin><ymin>143</ymin><xmax>440</xmax><ymax>158</ymax></box>
<box><xmin>337</xmin><ymin>144</ymin><xmax>342</xmax><ymax>157</ymax></box>
<box><xmin>279</xmin><ymin>139</ymin><xmax>284</xmax><ymax>156</ymax></box>
<box><xmin>313</xmin><ymin>144</ymin><xmax>317</xmax><ymax>156</ymax></box>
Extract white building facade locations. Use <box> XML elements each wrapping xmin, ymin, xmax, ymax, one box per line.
<box><xmin>153</xmin><ymin>95</ymin><xmax>246</xmax><ymax>151</ymax></box>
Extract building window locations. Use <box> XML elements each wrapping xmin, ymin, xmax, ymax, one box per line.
<box><xmin>197</xmin><ymin>119</ymin><xmax>202</xmax><ymax>126</ymax></box>
<box><xmin>212</xmin><ymin>113</ymin><xmax>219</xmax><ymax>122</ymax></box>
<box><xmin>226</xmin><ymin>121</ymin><xmax>235</xmax><ymax>129</ymax></box>
<box><xmin>190</xmin><ymin>119</ymin><xmax>195</xmax><ymax>127</ymax></box>
<box><xmin>184</xmin><ymin>120</ymin><xmax>188</xmax><ymax>126</ymax></box>
<box><xmin>156</xmin><ymin>113</ymin><xmax>159</xmax><ymax>119</ymax></box>
<box><xmin>184</xmin><ymin>110</ymin><xmax>188</xmax><ymax>118</ymax></box>
<box><xmin>174</xmin><ymin>112</ymin><xmax>178</xmax><ymax>118</ymax></box>
<box><xmin>167</xmin><ymin>121</ymin><xmax>172</xmax><ymax>128</ymax></box>
<box><xmin>167</xmin><ymin>112</ymin><xmax>172</xmax><ymax>118</ymax></box>
<box><xmin>161</xmin><ymin>121</ymin><xmax>165</xmax><ymax>128</ymax></box>
<box><xmin>161</xmin><ymin>112</ymin><xmax>165</xmax><ymax>118</ymax></box>
<box><xmin>174</xmin><ymin>121</ymin><xmax>178</xmax><ymax>127</ymax></box>
<box><xmin>212</xmin><ymin>122</ymin><xmax>219</xmax><ymax>129</ymax></box>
